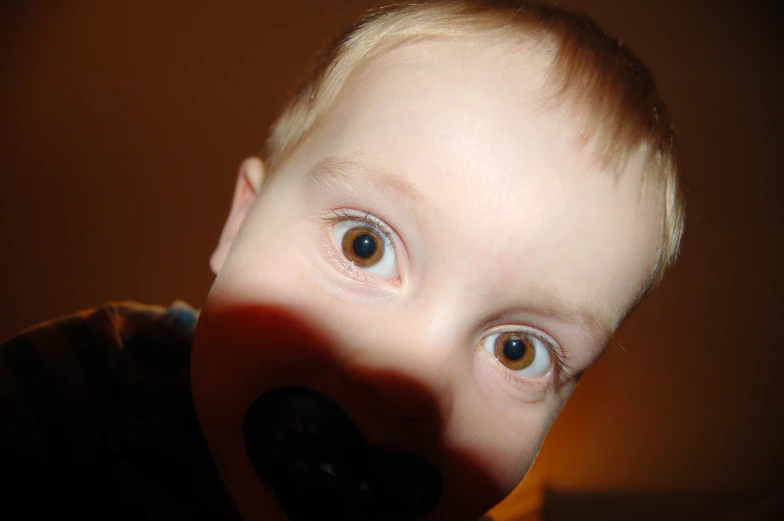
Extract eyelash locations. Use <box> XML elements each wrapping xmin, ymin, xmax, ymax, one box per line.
<box><xmin>538</xmin><ymin>333</ymin><xmax>573</xmax><ymax>385</ymax></box>
<box><xmin>319</xmin><ymin>209</ymin><xmax>399</xmax><ymax>280</ymax></box>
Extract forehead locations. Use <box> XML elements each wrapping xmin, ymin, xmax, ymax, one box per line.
<box><xmin>322</xmin><ymin>37</ymin><xmax>555</xmax><ymax>164</ymax></box>
<box><xmin>291</xmin><ymin>37</ymin><xmax>661</xmax><ymax>335</ymax></box>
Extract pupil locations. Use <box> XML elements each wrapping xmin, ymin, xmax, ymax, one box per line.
<box><xmin>352</xmin><ymin>234</ymin><xmax>377</xmax><ymax>259</ymax></box>
<box><xmin>502</xmin><ymin>338</ymin><xmax>526</xmax><ymax>361</ymax></box>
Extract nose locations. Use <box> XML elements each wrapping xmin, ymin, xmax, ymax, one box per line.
<box><xmin>338</xmin><ymin>338</ymin><xmax>457</xmax><ymax>436</ymax></box>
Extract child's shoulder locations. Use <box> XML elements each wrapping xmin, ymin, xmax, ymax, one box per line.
<box><xmin>1</xmin><ymin>299</ymin><xmax>200</xmax><ymax>418</ymax></box>
<box><xmin>0</xmin><ymin>300</ymin><xmax>231</xmax><ymax>520</ymax></box>
<box><xmin>3</xmin><ymin>299</ymin><xmax>198</xmax><ymax>354</ymax></box>
<box><xmin>2</xmin><ymin>300</ymin><xmax>198</xmax><ymax>382</ymax></box>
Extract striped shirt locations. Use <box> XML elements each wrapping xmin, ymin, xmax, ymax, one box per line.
<box><xmin>0</xmin><ymin>301</ymin><xmax>242</xmax><ymax>520</ymax></box>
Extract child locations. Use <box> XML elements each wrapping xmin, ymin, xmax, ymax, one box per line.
<box><xmin>0</xmin><ymin>1</ymin><xmax>683</xmax><ymax>520</ymax></box>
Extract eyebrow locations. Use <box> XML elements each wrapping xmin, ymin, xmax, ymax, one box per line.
<box><xmin>306</xmin><ymin>156</ymin><xmax>422</xmax><ymax>215</ymax></box>
<box><xmin>527</xmin><ymin>299</ymin><xmax>615</xmax><ymax>355</ymax></box>
<box><xmin>554</xmin><ymin>302</ymin><xmax>611</xmax><ymax>341</ymax></box>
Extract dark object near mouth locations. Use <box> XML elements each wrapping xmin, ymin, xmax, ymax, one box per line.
<box><xmin>244</xmin><ymin>387</ymin><xmax>442</xmax><ymax>521</ymax></box>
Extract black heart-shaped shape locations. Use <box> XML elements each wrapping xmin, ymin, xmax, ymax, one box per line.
<box><xmin>244</xmin><ymin>387</ymin><xmax>443</xmax><ymax>521</ymax></box>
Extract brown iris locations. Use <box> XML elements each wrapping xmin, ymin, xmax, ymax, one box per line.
<box><xmin>494</xmin><ymin>333</ymin><xmax>536</xmax><ymax>370</ymax></box>
<box><xmin>341</xmin><ymin>226</ymin><xmax>384</xmax><ymax>267</ymax></box>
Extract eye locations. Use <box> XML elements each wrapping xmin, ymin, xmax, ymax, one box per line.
<box><xmin>480</xmin><ymin>331</ymin><xmax>552</xmax><ymax>378</ymax></box>
<box><xmin>332</xmin><ymin>217</ymin><xmax>398</xmax><ymax>279</ymax></box>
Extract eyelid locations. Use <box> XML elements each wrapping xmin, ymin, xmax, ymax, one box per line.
<box><xmin>323</xmin><ymin>209</ymin><xmax>398</xmax><ymax>249</ymax></box>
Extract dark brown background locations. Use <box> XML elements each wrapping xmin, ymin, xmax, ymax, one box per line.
<box><xmin>1</xmin><ymin>0</ymin><xmax>781</xmax><ymax>516</ymax></box>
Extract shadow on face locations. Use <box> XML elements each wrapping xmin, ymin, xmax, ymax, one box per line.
<box><xmin>192</xmin><ymin>303</ymin><xmax>506</xmax><ymax>521</ymax></box>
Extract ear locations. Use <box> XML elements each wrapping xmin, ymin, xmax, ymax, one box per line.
<box><xmin>210</xmin><ymin>157</ymin><xmax>265</xmax><ymax>274</ymax></box>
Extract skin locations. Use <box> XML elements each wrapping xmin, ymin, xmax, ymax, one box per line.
<box><xmin>191</xmin><ymin>37</ymin><xmax>663</xmax><ymax>520</ymax></box>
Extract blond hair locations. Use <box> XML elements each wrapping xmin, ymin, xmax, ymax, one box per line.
<box><xmin>264</xmin><ymin>0</ymin><xmax>684</xmax><ymax>289</ymax></box>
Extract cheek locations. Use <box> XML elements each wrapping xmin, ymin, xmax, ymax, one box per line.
<box><xmin>446</xmin><ymin>364</ymin><xmax>564</xmax><ymax>493</ymax></box>
<box><xmin>214</xmin><ymin>203</ymin><xmax>342</xmax><ymax>323</ymax></box>
<box><xmin>453</xmin><ymin>402</ymin><xmax>551</xmax><ymax>492</ymax></box>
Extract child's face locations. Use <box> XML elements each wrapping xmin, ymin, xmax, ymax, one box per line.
<box><xmin>192</xmin><ymin>38</ymin><xmax>662</xmax><ymax>520</ymax></box>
